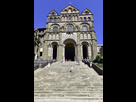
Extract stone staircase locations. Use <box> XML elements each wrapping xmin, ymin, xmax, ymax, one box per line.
<box><xmin>34</xmin><ymin>61</ymin><xmax>103</xmax><ymax>102</ymax></box>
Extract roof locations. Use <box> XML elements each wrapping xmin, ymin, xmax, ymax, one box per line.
<box><xmin>49</xmin><ymin>10</ymin><xmax>58</xmax><ymax>15</ymax></box>
<box><xmin>61</xmin><ymin>4</ymin><xmax>79</xmax><ymax>12</ymax></box>
<box><xmin>81</xmin><ymin>8</ymin><xmax>91</xmax><ymax>14</ymax></box>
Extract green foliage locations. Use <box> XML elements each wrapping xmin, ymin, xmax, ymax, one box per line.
<box><xmin>93</xmin><ymin>55</ymin><xmax>103</xmax><ymax>63</ymax></box>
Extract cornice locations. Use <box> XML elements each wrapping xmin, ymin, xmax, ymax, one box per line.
<box><xmin>46</xmin><ymin>20</ymin><xmax>93</xmax><ymax>24</ymax></box>
<box><xmin>44</xmin><ymin>31</ymin><xmax>94</xmax><ymax>33</ymax></box>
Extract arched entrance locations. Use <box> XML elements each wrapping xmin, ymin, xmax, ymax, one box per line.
<box><xmin>52</xmin><ymin>42</ymin><xmax>58</xmax><ymax>60</ymax></box>
<box><xmin>53</xmin><ymin>45</ymin><xmax>57</xmax><ymax>59</ymax></box>
<box><xmin>63</xmin><ymin>39</ymin><xmax>76</xmax><ymax>61</ymax></box>
<box><xmin>82</xmin><ymin>42</ymin><xmax>88</xmax><ymax>59</ymax></box>
<box><xmin>65</xmin><ymin>42</ymin><xmax>75</xmax><ymax>61</ymax></box>
<box><xmin>83</xmin><ymin>45</ymin><xmax>88</xmax><ymax>59</ymax></box>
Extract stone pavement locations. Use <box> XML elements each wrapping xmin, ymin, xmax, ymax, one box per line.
<box><xmin>34</xmin><ymin>61</ymin><xmax>103</xmax><ymax>102</ymax></box>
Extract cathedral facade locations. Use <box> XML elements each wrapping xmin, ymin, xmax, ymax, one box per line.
<box><xmin>35</xmin><ymin>5</ymin><xmax>97</xmax><ymax>61</ymax></box>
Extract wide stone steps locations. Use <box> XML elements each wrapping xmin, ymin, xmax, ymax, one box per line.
<box><xmin>34</xmin><ymin>61</ymin><xmax>103</xmax><ymax>101</ymax></box>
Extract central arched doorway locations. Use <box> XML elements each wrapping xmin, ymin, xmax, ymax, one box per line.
<box><xmin>65</xmin><ymin>42</ymin><xmax>75</xmax><ymax>61</ymax></box>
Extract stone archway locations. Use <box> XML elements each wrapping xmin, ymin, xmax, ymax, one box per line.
<box><xmin>51</xmin><ymin>42</ymin><xmax>58</xmax><ymax>60</ymax></box>
<box><xmin>83</xmin><ymin>45</ymin><xmax>88</xmax><ymax>59</ymax></box>
<box><xmin>82</xmin><ymin>42</ymin><xmax>89</xmax><ymax>59</ymax></box>
<box><xmin>65</xmin><ymin>42</ymin><xmax>75</xmax><ymax>61</ymax></box>
<box><xmin>63</xmin><ymin>39</ymin><xmax>76</xmax><ymax>61</ymax></box>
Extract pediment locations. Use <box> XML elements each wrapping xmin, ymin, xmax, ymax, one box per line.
<box><xmin>61</xmin><ymin>5</ymin><xmax>79</xmax><ymax>12</ymax></box>
<box><xmin>82</xmin><ymin>9</ymin><xmax>91</xmax><ymax>14</ymax></box>
<box><xmin>49</xmin><ymin>10</ymin><xmax>58</xmax><ymax>15</ymax></box>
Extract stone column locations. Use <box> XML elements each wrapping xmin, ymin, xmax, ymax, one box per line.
<box><xmin>57</xmin><ymin>44</ymin><xmax>63</xmax><ymax>61</ymax></box>
<box><xmin>81</xmin><ymin>44</ymin><xmax>83</xmax><ymax>59</ymax></box>
<box><xmin>88</xmin><ymin>43</ymin><xmax>92</xmax><ymax>59</ymax></box>
<box><xmin>77</xmin><ymin>32</ymin><xmax>82</xmax><ymax>61</ymax></box>
<box><xmin>65</xmin><ymin>16</ymin><xmax>67</xmax><ymax>21</ymax></box>
<box><xmin>57</xmin><ymin>32</ymin><xmax>63</xmax><ymax>61</ymax></box>
<box><xmin>73</xmin><ymin>16</ymin><xmax>74</xmax><ymax>21</ymax></box>
<box><xmin>92</xmin><ymin>40</ymin><xmax>97</xmax><ymax>60</ymax></box>
<box><xmin>77</xmin><ymin>44</ymin><xmax>82</xmax><ymax>61</ymax></box>
<box><xmin>42</xmin><ymin>32</ymin><xmax>49</xmax><ymax>60</ymax></box>
<box><xmin>91</xmin><ymin>31</ymin><xmax>97</xmax><ymax>59</ymax></box>
<box><xmin>56</xmin><ymin>44</ymin><xmax>58</xmax><ymax>61</ymax></box>
<box><xmin>75</xmin><ymin>45</ymin><xmax>78</xmax><ymax>61</ymax></box>
<box><xmin>42</xmin><ymin>41</ymin><xmax>48</xmax><ymax>60</ymax></box>
<box><xmin>63</xmin><ymin>45</ymin><xmax>65</xmax><ymax>62</ymax></box>
<box><xmin>52</xmin><ymin>17</ymin><xmax>54</xmax><ymax>22</ymax></box>
<box><xmin>47</xmin><ymin>44</ymin><xmax>51</xmax><ymax>59</ymax></box>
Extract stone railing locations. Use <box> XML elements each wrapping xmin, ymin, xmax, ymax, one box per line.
<box><xmin>92</xmin><ymin>63</ymin><xmax>103</xmax><ymax>75</ymax></box>
<box><xmin>34</xmin><ymin>59</ymin><xmax>53</xmax><ymax>71</ymax></box>
<box><xmin>82</xmin><ymin>59</ymin><xmax>103</xmax><ymax>75</ymax></box>
<box><xmin>34</xmin><ymin>64</ymin><xmax>39</xmax><ymax>71</ymax></box>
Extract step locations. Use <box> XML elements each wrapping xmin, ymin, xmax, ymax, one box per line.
<box><xmin>34</xmin><ymin>97</ymin><xmax>103</xmax><ymax>101</ymax></box>
<box><xmin>34</xmin><ymin>92</ymin><xmax>103</xmax><ymax>97</ymax></box>
<box><xmin>34</xmin><ymin>61</ymin><xmax>103</xmax><ymax>101</ymax></box>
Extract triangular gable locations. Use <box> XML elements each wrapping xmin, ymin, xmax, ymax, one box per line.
<box><xmin>61</xmin><ymin>5</ymin><xmax>79</xmax><ymax>12</ymax></box>
<box><xmin>82</xmin><ymin>8</ymin><xmax>91</xmax><ymax>14</ymax></box>
<box><xmin>49</xmin><ymin>10</ymin><xmax>58</xmax><ymax>15</ymax></box>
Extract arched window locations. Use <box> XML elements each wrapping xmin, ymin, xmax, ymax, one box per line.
<box><xmin>88</xmin><ymin>17</ymin><xmax>91</xmax><ymax>21</ymax></box>
<box><xmin>67</xmin><ymin>25</ymin><xmax>72</xmax><ymax>32</ymax></box>
<box><xmin>68</xmin><ymin>15</ymin><xmax>71</xmax><ymax>20</ymax></box>
<box><xmin>65</xmin><ymin>10</ymin><xmax>67</xmax><ymax>13</ymax></box>
<box><xmin>54</xmin><ymin>19</ymin><xmax>56</xmax><ymax>22</ymax></box>
<box><xmin>82</xmin><ymin>26</ymin><xmax>87</xmax><ymax>31</ymax></box>
<box><xmin>73</xmin><ymin>9</ymin><xmax>75</xmax><ymax>13</ymax></box>
<box><xmin>84</xmin><ymin>17</ymin><xmax>86</xmax><ymax>21</ymax></box>
<box><xmin>52</xmin><ymin>13</ymin><xmax>55</xmax><ymax>16</ymax></box>
<box><xmin>50</xmin><ymin>19</ymin><xmax>52</xmax><ymax>22</ymax></box>
<box><xmin>53</xmin><ymin>27</ymin><xmax>58</xmax><ymax>32</ymax></box>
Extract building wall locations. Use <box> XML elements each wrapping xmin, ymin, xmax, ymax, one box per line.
<box><xmin>35</xmin><ymin>5</ymin><xmax>98</xmax><ymax>61</ymax></box>
<box><xmin>34</xmin><ymin>29</ymin><xmax>41</xmax><ymax>60</ymax></box>
<box><xmin>97</xmin><ymin>45</ymin><xmax>103</xmax><ymax>56</ymax></box>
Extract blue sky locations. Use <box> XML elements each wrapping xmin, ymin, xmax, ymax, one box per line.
<box><xmin>34</xmin><ymin>0</ymin><xmax>103</xmax><ymax>45</ymax></box>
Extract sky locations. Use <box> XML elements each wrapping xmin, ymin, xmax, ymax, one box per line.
<box><xmin>34</xmin><ymin>0</ymin><xmax>103</xmax><ymax>45</ymax></box>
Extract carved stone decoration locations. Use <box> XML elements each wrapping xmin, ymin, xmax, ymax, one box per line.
<box><xmin>35</xmin><ymin>5</ymin><xmax>98</xmax><ymax>61</ymax></box>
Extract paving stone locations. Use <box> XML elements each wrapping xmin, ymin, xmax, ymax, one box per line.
<box><xmin>34</xmin><ymin>61</ymin><xmax>103</xmax><ymax>101</ymax></box>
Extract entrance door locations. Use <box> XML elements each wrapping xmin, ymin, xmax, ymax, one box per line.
<box><xmin>83</xmin><ymin>45</ymin><xmax>88</xmax><ymax>59</ymax></box>
<box><xmin>65</xmin><ymin>42</ymin><xmax>75</xmax><ymax>61</ymax></box>
<box><xmin>53</xmin><ymin>45</ymin><xmax>57</xmax><ymax>59</ymax></box>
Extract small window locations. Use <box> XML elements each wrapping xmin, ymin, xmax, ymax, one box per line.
<box><xmin>84</xmin><ymin>18</ymin><xmax>86</xmax><ymax>21</ymax></box>
<box><xmin>85</xmin><ymin>12</ymin><xmax>87</xmax><ymax>15</ymax></box>
<box><xmin>82</xmin><ymin>26</ymin><xmax>87</xmax><ymax>31</ymax></box>
<box><xmin>53</xmin><ymin>27</ymin><xmax>58</xmax><ymax>32</ymax></box>
<box><xmin>54</xmin><ymin>19</ymin><xmax>56</xmax><ymax>22</ymax></box>
<box><xmin>50</xmin><ymin>19</ymin><xmax>52</xmax><ymax>22</ymax></box>
<box><xmin>68</xmin><ymin>15</ymin><xmax>71</xmax><ymax>20</ymax></box>
<box><xmin>40</xmin><ymin>52</ymin><xmax>42</xmax><ymax>56</ymax></box>
<box><xmin>67</xmin><ymin>25</ymin><xmax>72</xmax><ymax>32</ymax></box>
<box><xmin>52</xmin><ymin>13</ymin><xmax>55</xmax><ymax>16</ymax></box>
<box><xmin>88</xmin><ymin>17</ymin><xmax>91</xmax><ymax>21</ymax></box>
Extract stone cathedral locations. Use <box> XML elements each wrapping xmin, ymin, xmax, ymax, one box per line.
<box><xmin>34</xmin><ymin>5</ymin><xmax>97</xmax><ymax>61</ymax></box>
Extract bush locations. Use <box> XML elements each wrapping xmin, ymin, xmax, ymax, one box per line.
<box><xmin>93</xmin><ymin>55</ymin><xmax>103</xmax><ymax>63</ymax></box>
